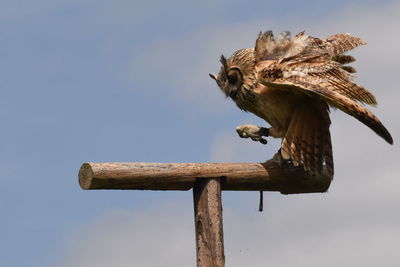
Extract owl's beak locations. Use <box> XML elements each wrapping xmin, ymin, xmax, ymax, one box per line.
<box><xmin>209</xmin><ymin>73</ymin><xmax>218</xmax><ymax>81</ymax></box>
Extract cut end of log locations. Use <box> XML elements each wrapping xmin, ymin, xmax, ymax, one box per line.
<box><xmin>79</xmin><ymin>163</ymin><xmax>94</xmax><ymax>190</ymax></box>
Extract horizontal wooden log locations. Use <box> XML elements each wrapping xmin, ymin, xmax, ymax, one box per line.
<box><xmin>78</xmin><ymin>159</ymin><xmax>332</xmax><ymax>194</ymax></box>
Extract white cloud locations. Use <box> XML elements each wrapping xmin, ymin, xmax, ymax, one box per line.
<box><xmin>59</xmin><ymin>202</ymin><xmax>195</xmax><ymax>267</ymax></box>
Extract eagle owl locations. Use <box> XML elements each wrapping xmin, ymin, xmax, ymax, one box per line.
<box><xmin>210</xmin><ymin>31</ymin><xmax>393</xmax><ymax>176</ymax></box>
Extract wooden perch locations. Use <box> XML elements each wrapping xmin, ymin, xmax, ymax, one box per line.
<box><xmin>79</xmin><ymin>158</ymin><xmax>332</xmax><ymax>194</ymax></box>
<box><xmin>78</xmin><ymin>156</ymin><xmax>333</xmax><ymax>267</ymax></box>
<box><xmin>193</xmin><ymin>178</ymin><xmax>225</xmax><ymax>266</ymax></box>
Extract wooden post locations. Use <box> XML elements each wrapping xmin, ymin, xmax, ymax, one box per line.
<box><xmin>193</xmin><ymin>178</ymin><xmax>224</xmax><ymax>267</ymax></box>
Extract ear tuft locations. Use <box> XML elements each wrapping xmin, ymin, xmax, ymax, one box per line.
<box><xmin>220</xmin><ymin>55</ymin><xmax>228</xmax><ymax>69</ymax></box>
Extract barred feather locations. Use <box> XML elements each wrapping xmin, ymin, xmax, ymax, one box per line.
<box><xmin>281</xmin><ymin>102</ymin><xmax>332</xmax><ymax>175</ymax></box>
<box><xmin>325</xmin><ymin>33</ymin><xmax>367</xmax><ymax>56</ymax></box>
<box><xmin>261</xmin><ymin>58</ymin><xmax>377</xmax><ymax>106</ymax></box>
<box><xmin>341</xmin><ymin>66</ymin><xmax>357</xmax><ymax>73</ymax></box>
<box><xmin>261</xmin><ymin>77</ymin><xmax>392</xmax><ymax>144</ymax></box>
<box><xmin>332</xmin><ymin>55</ymin><xmax>356</xmax><ymax>64</ymax></box>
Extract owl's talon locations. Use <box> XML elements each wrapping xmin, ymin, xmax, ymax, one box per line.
<box><xmin>236</xmin><ymin>124</ymin><xmax>269</xmax><ymax>144</ymax></box>
<box><xmin>259</xmin><ymin>138</ymin><xmax>268</xmax><ymax>144</ymax></box>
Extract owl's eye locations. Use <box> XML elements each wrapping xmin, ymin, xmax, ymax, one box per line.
<box><xmin>227</xmin><ymin>74</ymin><xmax>238</xmax><ymax>85</ymax></box>
<box><xmin>227</xmin><ymin>68</ymin><xmax>242</xmax><ymax>86</ymax></box>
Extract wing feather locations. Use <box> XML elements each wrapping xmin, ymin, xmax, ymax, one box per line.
<box><xmin>314</xmin><ymin>69</ymin><xmax>377</xmax><ymax>105</ymax></box>
<box><xmin>322</xmin><ymin>127</ymin><xmax>334</xmax><ymax>175</ymax></box>
<box><xmin>259</xmin><ymin>58</ymin><xmax>377</xmax><ymax>106</ymax></box>
<box><xmin>281</xmin><ymin>102</ymin><xmax>333</xmax><ymax>175</ymax></box>
<box><xmin>313</xmin><ymin>118</ymin><xmax>322</xmax><ymax>174</ymax></box>
<box><xmin>260</xmin><ymin>76</ymin><xmax>393</xmax><ymax>144</ymax></box>
<box><xmin>279</xmin><ymin>59</ymin><xmax>377</xmax><ymax>105</ymax></box>
<box><xmin>325</xmin><ymin>33</ymin><xmax>367</xmax><ymax>56</ymax></box>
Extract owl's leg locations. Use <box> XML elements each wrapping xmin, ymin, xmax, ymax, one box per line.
<box><xmin>265</xmin><ymin>149</ymin><xmax>293</xmax><ymax>169</ymax></box>
<box><xmin>236</xmin><ymin>124</ymin><xmax>269</xmax><ymax>144</ymax></box>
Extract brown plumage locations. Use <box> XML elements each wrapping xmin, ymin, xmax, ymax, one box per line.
<box><xmin>210</xmin><ymin>30</ymin><xmax>393</xmax><ymax>176</ymax></box>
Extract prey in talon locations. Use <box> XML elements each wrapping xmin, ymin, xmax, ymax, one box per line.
<box><xmin>236</xmin><ymin>125</ymin><xmax>269</xmax><ymax>144</ymax></box>
<box><xmin>210</xmin><ymin>30</ymin><xmax>393</xmax><ymax>177</ymax></box>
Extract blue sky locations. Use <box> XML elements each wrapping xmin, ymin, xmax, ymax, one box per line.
<box><xmin>1</xmin><ymin>1</ymin><xmax>399</xmax><ymax>266</ymax></box>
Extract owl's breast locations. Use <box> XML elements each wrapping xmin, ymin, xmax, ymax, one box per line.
<box><xmin>239</xmin><ymin>84</ymin><xmax>297</xmax><ymax>133</ymax></box>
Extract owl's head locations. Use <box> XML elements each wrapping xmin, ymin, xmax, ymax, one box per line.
<box><xmin>209</xmin><ymin>48</ymin><xmax>255</xmax><ymax>100</ymax></box>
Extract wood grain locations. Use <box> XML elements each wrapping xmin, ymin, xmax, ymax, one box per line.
<box><xmin>79</xmin><ymin>159</ymin><xmax>332</xmax><ymax>194</ymax></box>
<box><xmin>193</xmin><ymin>178</ymin><xmax>225</xmax><ymax>267</ymax></box>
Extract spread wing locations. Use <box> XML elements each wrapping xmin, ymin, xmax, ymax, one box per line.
<box><xmin>258</xmin><ymin>71</ymin><xmax>393</xmax><ymax>145</ymax></box>
<box><xmin>255</xmin><ymin>31</ymin><xmax>377</xmax><ymax>106</ymax></box>
<box><xmin>255</xmin><ymin>31</ymin><xmax>392</xmax><ymax>145</ymax></box>
<box><xmin>254</xmin><ymin>31</ymin><xmax>393</xmax><ymax>175</ymax></box>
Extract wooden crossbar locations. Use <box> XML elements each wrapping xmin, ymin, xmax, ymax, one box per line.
<box><xmin>79</xmin><ymin>161</ymin><xmax>332</xmax><ymax>194</ymax></box>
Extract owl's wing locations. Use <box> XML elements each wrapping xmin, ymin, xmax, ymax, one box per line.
<box><xmin>280</xmin><ymin>59</ymin><xmax>377</xmax><ymax>105</ymax></box>
<box><xmin>258</xmin><ymin>68</ymin><xmax>393</xmax><ymax>144</ymax></box>
<box><xmin>255</xmin><ymin>31</ymin><xmax>367</xmax><ymax>63</ymax></box>
<box><xmin>253</xmin><ymin>31</ymin><xmax>391</xmax><ymax>175</ymax></box>
<box><xmin>279</xmin><ymin>99</ymin><xmax>333</xmax><ymax>175</ymax></box>
<box><xmin>255</xmin><ymin>31</ymin><xmax>376</xmax><ymax>106</ymax></box>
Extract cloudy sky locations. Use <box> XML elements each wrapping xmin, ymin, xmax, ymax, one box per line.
<box><xmin>1</xmin><ymin>0</ymin><xmax>399</xmax><ymax>266</ymax></box>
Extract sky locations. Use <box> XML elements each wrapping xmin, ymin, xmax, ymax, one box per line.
<box><xmin>1</xmin><ymin>0</ymin><xmax>399</xmax><ymax>266</ymax></box>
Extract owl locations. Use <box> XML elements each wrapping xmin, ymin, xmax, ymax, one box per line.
<box><xmin>210</xmin><ymin>31</ymin><xmax>393</xmax><ymax>176</ymax></box>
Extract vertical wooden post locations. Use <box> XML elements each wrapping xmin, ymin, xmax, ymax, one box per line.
<box><xmin>193</xmin><ymin>178</ymin><xmax>225</xmax><ymax>267</ymax></box>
